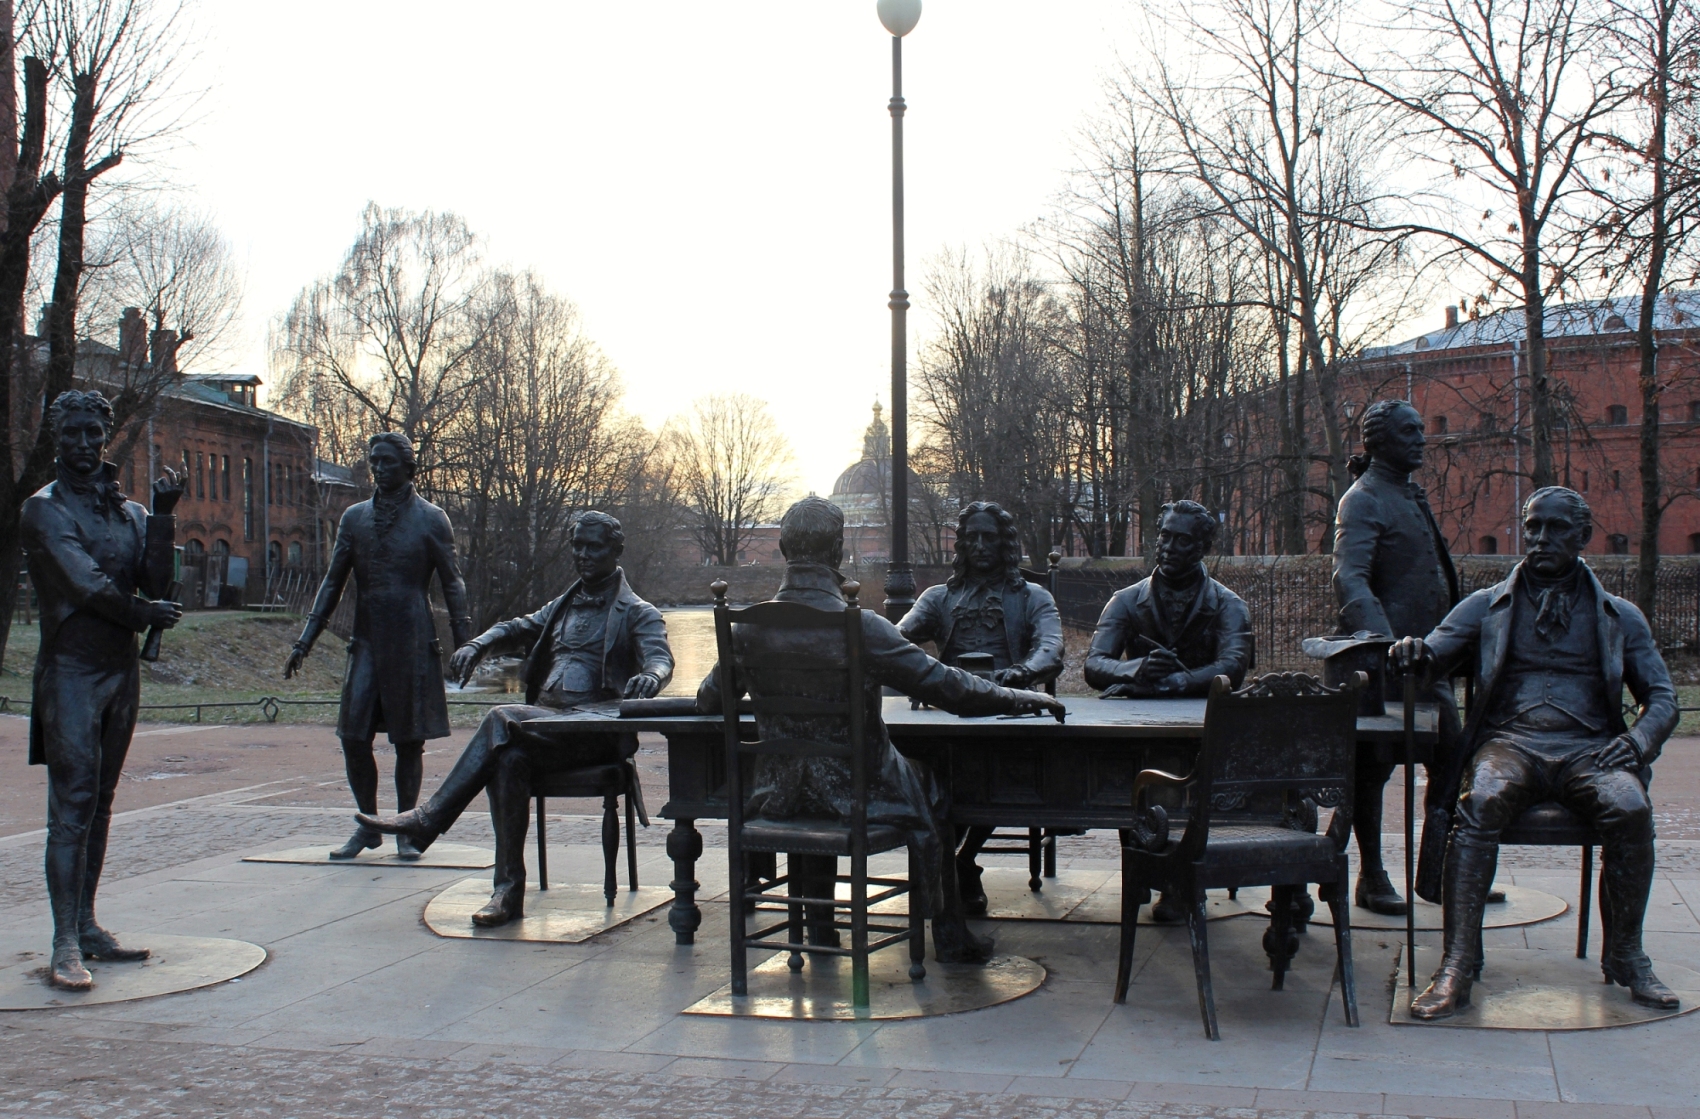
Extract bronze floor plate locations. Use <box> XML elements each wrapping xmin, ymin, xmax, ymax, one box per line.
<box><xmin>243</xmin><ymin>841</ymin><xmax>495</xmax><ymax>869</ymax></box>
<box><xmin>1310</xmin><ymin>884</ymin><xmax>1567</xmax><ymax>931</ymax></box>
<box><xmin>682</xmin><ymin>952</ymin><xmax>1045</xmax><ymax>1020</ymax></box>
<box><xmin>1389</xmin><ymin>945</ymin><xmax>1700</xmax><ymax>1030</ymax></box>
<box><xmin>424</xmin><ymin>877</ymin><xmax>671</xmax><ymax>942</ymax></box>
<box><xmin>946</xmin><ymin>870</ymin><xmax>1282</xmax><ymax>925</ymax></box>
<box><xmin>0</xmin><ymin>934</ymin><xmax>266</xmax><ymax>1010</ymax></box>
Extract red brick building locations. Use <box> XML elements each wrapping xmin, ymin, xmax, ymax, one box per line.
<box><xmin>1353</xmin><ymin>291</ymin><xmax>1700</xmax><ymax>556</ymax></box>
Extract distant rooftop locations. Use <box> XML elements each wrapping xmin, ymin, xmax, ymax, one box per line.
<box><xmin>1363</xmin><ymin>290</ymin><xmax>1700</xmax><ymax>359</ymax></box>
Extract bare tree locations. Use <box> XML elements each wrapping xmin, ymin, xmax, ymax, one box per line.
<box><xmin>271</xmin><ymin>203</ymin><xmax>493</xmax><ymax>486</ymax></box>
<box><xmin>1338</xmin><ymin>0</ymin><xmax>1628</xmax><ymax>490</ymax></box>
<box><xmin>667</xmin><ymin>394</ymin><xmax>793</xmax><ymax>567</ymax></box>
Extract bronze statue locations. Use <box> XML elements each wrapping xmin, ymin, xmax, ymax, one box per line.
<box><xmin>1331</xmin><ymin>399</ymin><xmax>1463</xmax><ymax>913</ymax></box>
<box><xmin>23</xmin><ymin>390</ymin><xmax>181</xmax><ymax>989</ymax></box>
<box><xmin>285</xmin><ymin>433</ymin><xmax>473</xmax><ymax>860</ymax></box>
<box><xmin>1393</xmin><ymin>487</ymin><xmax>1679</xmax><ymax>1018</ymax></box>
<box><xmin>697</xmin><ymin>497</ymin><xmax>1065</xmax><ymax>962</ymax></box>
<box><xmin>898</xmin><ymin>500</ymin><xmax>1063</xmax><ymax>913</ymax></box>
<box><xmin>1085</xmin><ymin>500</ymin><xmax>1251</xmax><ymax>697</ymax></box>
<box><xmin>360</xmin><ymin>511</ymin><xmax>672</xmax><ymax>926</ymax></box>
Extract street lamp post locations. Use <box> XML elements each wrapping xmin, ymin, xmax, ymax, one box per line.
<box><xmin>877</xmin><ymin>0</ymin><xmax>921</xmax><ymax>623</ymax></box>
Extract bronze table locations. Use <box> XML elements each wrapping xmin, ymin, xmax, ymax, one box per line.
<box><xmin>523</xmin><ymin>696</ymin><xmax>1439</xmax><ymax>945</ymax></box>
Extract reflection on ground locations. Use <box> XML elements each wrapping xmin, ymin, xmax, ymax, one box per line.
<box><xmin>660</xmin><ymin>607</ymin><xmax>714</xmax><ymax>697</ymax></box>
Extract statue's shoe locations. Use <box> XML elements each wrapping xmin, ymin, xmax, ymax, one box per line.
<box><xmin>932</xmin><ymin>918</ymin><xmax>994</xmax><ymax>964</ymax></box>
<box><xmin>1409</xmin><ymin>965</ymin><xmax>1472</xmax><ymax>1020</ymax></box>
<box><xmin>395</xmin><ymin>835</ymin><xmax>424</xmax><ymax>861</ymax></box>
<box><xmin>955</xmin><ymin>859</ymin><xmax>988</xmax><ymax>916</ymax></box>
<box><xmin>1603</xmin><ymin>953</ymin><xmax>1681</xmax><ymax>1009</ymax></box>
<box><xmin>355</xmin><ymin>809</ymin><xmax>438</xmax><ymax>850</ymax></box>
<box><xmin>1355</xmin><ymin>869</ymin><xmax>1409</xmax><ymax>916</ymax></box>
<box><xmin>79</xmin><ymin>925</ymin><xmax>149</xmax><ymax>962</ymax></box>
<box><xmin>48</xmin><ymin>944</ymin><xmax>93</xmax><ymax>991</ymax></box>
<box><xmin>471</xmin><ymin>888</ymin><xmax>523</xmax><ymax>927</ymax></box>
<box><xmin>329</xmin><ymin>828</ymin><xmax>381</xmax><ymax>860</ymax></box>
<box><xmin>1150</xmin><ymin>893</ymin><xmax>1185</xmax><ymax>923</ymax></box>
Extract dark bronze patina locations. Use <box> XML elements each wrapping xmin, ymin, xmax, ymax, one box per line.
<box><xmin>286</xmin><ymin>434</ymin><xmax>473</xmax><ymax>860</ymax></box>
<box><xmin>698</xmin><ymin>497</ymin><xmax>1064</xmax><ymax>963</ymax></box>
<box><xmin>898</xmin><ymin>501</ymin><xmax>1064</xmax><ymax>912</ymax></box>
<box><xmin>1331</xmin><ymin>399</ymin><xmax>1463</xmax><ymax>912</ymax></box>
<box><xmin>24</xmin><ymin>391</ymin><xmax>181</xmax><ymax>989</ymax></box>
<box><xmin>359</xmin><ymin>511</ymin><xmax>672</xmax><ymax>926</ymax></box>
<box><xmin>1394</xmin><ymin>487</ymin><xmax>1680</xmax><ymax>1018</ymax></box>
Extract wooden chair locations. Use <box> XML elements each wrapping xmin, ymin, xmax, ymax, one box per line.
<box><xmin>1114</xmin><ymin>671</ymin><xmax>1364</xmax><ymax>1039</ymax></box>
<box><xmin>533</xmin><ymin>758</ymin><xmax>643</xmax><ymax>904</ymax></box>
<box><xmin>714</xmin><ymin>578</ymin><xmax>925</xmax><ymax>1009</ymax></box>
<box><xmin>1499</xmin><ymin>802</ymin><xmax>1605</xmax><ymax>960</ymax></box>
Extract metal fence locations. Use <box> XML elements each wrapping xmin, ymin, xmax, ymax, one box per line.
<box><xmin>1053</xmin><ymin>555</ymin><xmax>1700</xmax><ymax>672</ymax></box>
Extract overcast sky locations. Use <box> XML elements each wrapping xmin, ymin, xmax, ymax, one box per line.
<box><xmin>170</xmin><ymin>1</ymin><xmax>1138</xmax><ymax>494</ymax></box>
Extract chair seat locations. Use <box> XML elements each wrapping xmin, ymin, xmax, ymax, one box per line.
<box><xmin>532</xmin><ymin>764</ymin><xmax>625</xmax><ymax>799</ymax></box>
<box><xmin>1502</xmin><ymin>801</ymin><xmax>1597</xmax><ymax>844</ymax></box>
<box><xmin>1199</xmin><ymin>824</ymin><xmax>1339</xmax><ymax>869</ymax></box>
<box><xmin>741</xmin><ymin>818</ymin><xmax>908</xmax><ymax>857</ymax></box>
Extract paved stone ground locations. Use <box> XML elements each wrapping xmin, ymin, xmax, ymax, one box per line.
<box><xmin>0</xmin><ymin>720</ymin><xmax>1696</xmax><ymax>1117</ymax></box>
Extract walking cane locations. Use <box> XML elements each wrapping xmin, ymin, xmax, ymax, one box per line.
<box><xmin>1402</xmin><ymin>670</ymin><xmax>1417</xmax><ymax>990</ymax></box>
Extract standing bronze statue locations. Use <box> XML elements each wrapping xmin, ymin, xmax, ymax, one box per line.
<box><xmin>24</xmin><ymin>390</ymin><xmax>181</xmax><ymax>989</ymax></box>
<box><xmin>1393</xmin><ymin>488</ymin><xmax>1679</xmax><ymax>1018</ymax></box>
<box><xmin>698</xmin><ymin>497</ymin><xmax>1065</xmax><ymax>962</ymax></box>
<box><xmin>898</xmin><ymin>501</ymin><xmax>1063</xmax><ymax>913</ymax></box>
<box><xmin>361</xmin><ymin>510</ymin><xmax>672</xmax><ymax>926</ymax></box>
<box><xmin>1331</xmin><ymin>399</ymin><xmax>1463</xmax><ymax>913</ymax></box>
<box><xmin>285</xmin><ymin>433</ymin><xmax>472</xmax><ymax>860</ymax></box>
<box><xmin>1085</xmin><ymin>499</ymin><xmax>1253</xmax><ymax>921</ymax></box>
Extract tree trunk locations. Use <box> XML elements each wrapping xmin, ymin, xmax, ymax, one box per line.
<box><xmin>1634</xmin><ymin>5</ymin><xmax>1672</xmax><ymax>621</ymax></box>
<box><xmin>1522</xmin><ymin>234</ymin><xmax>1556</xmax><ymax>490</ymax></box>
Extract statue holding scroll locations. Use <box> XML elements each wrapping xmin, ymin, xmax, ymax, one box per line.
<box><xmin>898</xmin><ymin>500</ymin><xmax>1064</xmax><ymax>913</ymax></box>
<box><xmin>1393</xmin><ymin>488</ymin><xmax>1679</xmax><ymax>1018</ymax></box>
<box><xmin>24</xmin><ymin>390</ymin><xmax>181</xmax><ymax>989</ymax></box>
<box><xmin>1331</xmin><ymin>399</ymin><xmax>1463</xmax><ymax>914</ymax></box>
<box><xmin>286</xmin><ymin>433</ymin><xmax>473</xmax><ymax>860</ymax></box>
<box><xmin>362</xmin><ymin>511</ymin><xmax>672</xmax><ymax>926</ymax></box>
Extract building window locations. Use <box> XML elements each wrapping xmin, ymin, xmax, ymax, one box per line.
<box><xmin>1613</xmin><ymin>470</ymin><xmax>1622</xmax><ymax>490</ymax></box>
<box><xmin>1478</xmin><ymin>411</ymin><xmax>1497</xmax><ymax>433</ymax></box>
<box><xmin>184</xmin><ymin>538</ymin><xmax>204</xmax><ymax>556</ymax></box>
<box><xmin>243</xmin><ymin>458</ymin><xmax>254</xmax><ymax>540</ymax></box>
<box><xmin>1583</xmin><ymin>470</ymin><xmax>1590</xmax><ymax>492</ymax></box>
<box><xmin>1432</xmin><ymin>414</ymin><xmax>1448</xmax><ymax>434</ymax></box>
<box><xmin>1607</xmin><ymin>404</ymin><xmax>1629</xmax><ymax>425</ymax></box>
<box><xmin>1478</xmin><ymin>535</ymin><xmax>1498</xmax><ymax>555</ymax></box>
<box><xmin>222</xmin><ymin>455</ymin><xmax>231</xmax><ymax>501</ymax></box>
<box><xmin>181</xmin><ymin>448</ymin><xmax>190</xmax><ymax>485</ymax></box>
<box><xmin>267</xmin><ymin>540</ymin><xmax>282</xmax><ymax>570</ymax></box>
<box><xmin>211</xmin><ymin>538</ymin><xmax>230</xmax><ymax>556</ymax></box>
<box><xmin>287</xmin><ymin>541</ymin><xmax>302</xmax><ymax>565</ymax></box>
<box><xmin>1608</xmin><ymin>533</ymin><xmax>1630</xmax><ymax>554</ymax></box>
<box><xmin>123</xmin><ymin>460</ymin><xmax>134</xmax><ymax>493</ymax></box>
<box><xmin>1689</xmin><ymin>533</ymin><xmax>1700</xmax><ymax>554</ymax></box>
<box><xmin>1689</xmin><ymin>401</ymin><xmax>1700</xmax><ymax>422</ymax></box>
<box><xmin>195</xmin><ymin>453</ymin><xmax>205</xmax><ymax>500</ymax></box>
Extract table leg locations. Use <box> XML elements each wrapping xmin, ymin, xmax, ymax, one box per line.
<box><xmin>667</xmin><ymin>817</ymin><xmax>704</xmax><ymax>945</ymax></box>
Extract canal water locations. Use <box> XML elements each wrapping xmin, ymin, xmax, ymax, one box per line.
<box><xmin>659</xmin><ymin>607</ymin><xmax>715</xmax><ymax>696</ymax></box>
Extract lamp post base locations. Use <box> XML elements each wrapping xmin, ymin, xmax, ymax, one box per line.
<box><xmin>883</xmin><ymin>561</ymin><xmax>916</xmax><ymax>624</ymax></box>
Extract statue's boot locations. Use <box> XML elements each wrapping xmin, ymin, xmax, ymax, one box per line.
<box><xmin>1410</xmin><ymin>833</ymin><xmax>1495</xmax><ymax>1020</ymax></box>
<box><xmin>955</xmin><ymin>855</ymin><xmax>988</xmax><ymax>916</ymax></box>
<box><xmin>1151</xmin><ymin>892</ymin><xmax>1185</xmax><ymax>922</ymax></box>
<box><xmin>359</xmin><ymin>734</ymin><xmax>495</xmax><ymax>854</ymax></box>
<box><xmin>394</xmin><ymin>743</ymin><xmax>425</xmax><ymax>861</ymax></box>
<box><xmin>1352</xmin><ymin>783</ymin><xmax>1409</xmax><ymax>915</ymax></box>
<box><xmin>1599</xmin><ymin>840</ymin><xmax>1679</xmax><ymax>1009</ymax></box>
<box><xmin>329</xmin><ymin>827</ymin><xmax>382</xmax><ymax>860</ymax></box>
<box><xmin>932</xmin><ymin>915</ymin><xmax>994</xmax><ymax>964</ymax></box>
<box><xmin>472</xmin><ymin>752</ymin><xmax>529</xmax><ymax>928</ymax></box>
<box><xmin>46</xmin><ymin>838</ymin><xmax>92</xmax><ymax>990</ymax></box>
<box><xmin>77</xmin><ymin>827</ymin><xmax>147</xmax><ymax>962</ymax></box>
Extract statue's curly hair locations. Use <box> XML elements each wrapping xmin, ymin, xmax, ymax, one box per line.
<box><xmin>1158</xmin><ymin>499</ymin><xmax>1219</xmax><ymax>548</ymax></box>
<box><xmin>1348</xmin><ymin>399</ymin><xmax>1416</xmax><ymax>478</ymax></box>
<box><xmin>1523</xmin><ymin>486</ymin><xmax>1592</xmax><ymax>529</ymax></box>
<box><xmin>49</xmin><ymin>389</ymin><xmax>114</xmax><ymax>436</ymax></box>
<box><xmin>948</xmin><ymin>501</ymin><xmax>1026</xmax><ymax>591</ymax></box>
<box><xmin>368</xmin><ymin>431</ymin><xmax>418</xmax><ymax>477</ymax></box>
<box><xmin>570</xmin><ymin>509</ymin><xmax>625</xmax><ymax>548</ymax></box>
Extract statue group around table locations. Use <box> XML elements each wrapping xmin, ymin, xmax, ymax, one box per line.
<box><xmin>26</xmin><ymin>406</ymin><xmax>1676</xmax><ymax>1013</ymax></box>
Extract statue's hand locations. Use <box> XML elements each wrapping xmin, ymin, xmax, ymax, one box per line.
<box><xmin>448</xmin><ymin>644</ymin><xmax>483</xmax><ymax>686</ymax></box>
<box><xmin>152</xmin><ymin>468</ymin><xmax>184</xmax><ymax>515</ymax></box>
<box><xmin>1134</xmin><ymin>648</ymin><xmax>1183</xmax><ymax>683</ymax></box>
<box><xmin>1597</xmin><ymin>735</ymin><xmax>1643</xmax><ymax>771</ymax></box>
<box><xmin>992</xmin><ymin>665</ymin><xmax>1032</xmax><ymax>688</ymax></box>
<box><xmin>284</xmin><ymin>644</ymin><xmax>307</xmax><ymax>679</ymax></box>
<box><xmin>1388</xmin><ymin>636</ymin><xmax>1431</xmax><ymax>675</ymax></box>
<box><xmin>1007</xmin><ymin>689</ymin><xmax>1066</xmax><ymax>719</ymax></box>
<box><xmin>624</xmin><ymin>673</ymin><xmax>661</xmax><ymax>700</ymax></box>
<box><xmin>146</xmin><ymin>599</ymin><xmax>182</xmax><ymax>630</ymax></box>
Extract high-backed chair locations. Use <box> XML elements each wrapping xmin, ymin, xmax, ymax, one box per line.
<box><xmin>1114</xmin><ymin>671</ymin><xmax>1364</xmax><ymax>1039</ymax></box>
<box><xmin>713</xmin><ymin>578</ymin><xmax>925</xmax><ymax>1009</ymax></box>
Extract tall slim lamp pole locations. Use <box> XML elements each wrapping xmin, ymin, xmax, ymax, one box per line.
<box><xmin>877</xmin><ymin>0</ymin><xmax>921</xmax><ymax>623</ymax></box>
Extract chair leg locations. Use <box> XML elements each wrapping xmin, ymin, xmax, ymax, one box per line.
<box><xmin>907</xmin><ymin>847</ymin><xmax>925</xmax><ymax>981</ymax></box>
<box><xmin>535</xmin><ymin>796</ymin><xmax>548</xmax><ymax>892</ymax></box>
<box><xmin>852</xmin><ymin>850</ymin><xmax>870</xmax><ymax>1010</ymax></box>
<box><xmin>601</xmin><ymin>793</ymin><xmax>619</xmax><ymax>906</ymax></box>
<box><xmin>625</xmin><ymin>792</ymin><xmax>639</xmax><ymax>893</ymax></box>
<box><xmin>1028</xmin><ymin>828</ymin><xmax>1043</xmax><ymax>892</ymax></box>
<box><xmin>1114</xmin><ymin>856</ymin><xmax>1140</xmax><ymax>1003</ymax></box>
<box><xmin>1184</xmin><ymin>886</ymin><xmax>1218</xmax><ymax>1040</ymax></box>
<box><xmin>1043</xmin><ymin>830</ymin><xmax>1058</xmax><ymax>879</ymax></box>
<box><xmin>1326</xmin><ymin>863</ymin><xmax>1360</xmax><ymax>1027</ymax></box>
<box><xmin>1577</xmin><ymin>844</ymin><xmax>1594</xmax><ymax>960</ymax></box>
<box><xmin>787</xmin><ymin>859</ymin><xmax>805</xmax><ymax>972</ymax></box>
<box><xmin>1267</xmin><ymin>884</ymin><xmax>1297</xmax><ymax>990</ymax></box>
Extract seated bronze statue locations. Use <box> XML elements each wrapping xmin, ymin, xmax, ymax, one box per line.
<box><xmin>898</xmin><ymin>500</ymin><xmax>1063</xmax><ymax>913</ymax></box>
<box><xmin>362</xmin><ymin>510</ymin><xmax>672</xmax><ymax>926</ymax></box>
<box><xmin>697</xmin><ymin>497</ymin><xmax>1064</xmax><ymax>962</ymax></box>
<box><xmin>1393</xmin><ymin>487</ymin><xmax>1679</xmax><ymax>1018</ymax></box>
